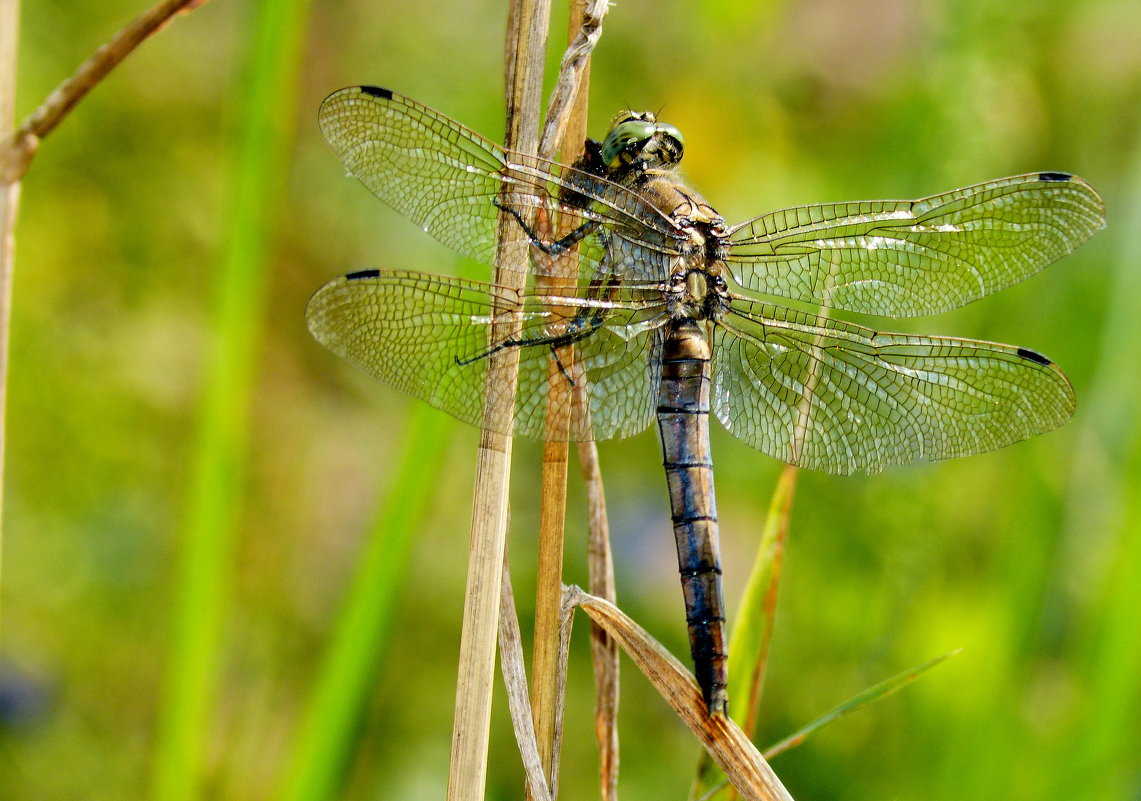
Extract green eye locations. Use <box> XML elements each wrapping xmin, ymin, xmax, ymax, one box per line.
<box><xmin>601</xmin><ymin>120</ymin><xmax>658</xmax><ymax>166</ymax></box>
<box><xmin>658</xmin><ymin>123</ymin><xmax>684</xmax><ymax>152</ymax></box>
<box><xmin>600</xmin><ymin>119</ymin><xmax>686</xmax><ymax>167</ymax></box>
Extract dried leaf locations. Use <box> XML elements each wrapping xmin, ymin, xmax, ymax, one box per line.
<box><xmin>568</xmin><ymin>588</ymin><xmax>795</xmax><ymax>801</ymax></box>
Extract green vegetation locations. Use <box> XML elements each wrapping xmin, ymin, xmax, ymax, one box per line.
<box><xmin>4</xmin><ymin>0</ymin><xmax>1139</xmax><ymax>799</ymax></box>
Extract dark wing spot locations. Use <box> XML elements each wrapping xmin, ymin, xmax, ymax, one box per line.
<box><xmin>1038</xmin><ymin>172</ymin><xmax>1073</xmax><ymax>182</ymax></box>
<box><xmin>1017</xmin><ymin>347</ymin><xmax>1052</xmax><ymax>366</ymax></box>
<box><xmin>345</xmin><ymin>269</ymin><xmax>381</xmax><ymax>280</ymax></box>
<box><xmin>359</xmin><ymin>86</ymin><xmax>393</xmax><ymax>100</ymax></box>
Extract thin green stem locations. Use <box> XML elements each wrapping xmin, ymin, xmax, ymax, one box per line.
<box><xmin>278</xmin><ymin>408</ymin><xmax>452</xmax><ymax>801</ymax></box>
<box><xmin>150</xmin><ymin>0</ymin><xmax>311</xmax><ymax>798</ymax></box>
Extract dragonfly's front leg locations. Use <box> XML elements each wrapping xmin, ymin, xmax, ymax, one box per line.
<box><xmin>455</xmin><ymin>310</ymin><xmax>605</xmax><ymax>370</ymax></box>
<box><xmin>493</xmin><ymin>196</ymin><xmax>602</xmax><ymax>256</ymax></box>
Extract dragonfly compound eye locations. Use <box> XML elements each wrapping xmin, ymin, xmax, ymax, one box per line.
<box><xmin>602</xmin><ymin>119</ymin><xmax>659</xmax><ymax>167</ymax></box>
<box><xmin>657</xmin><ymin>123</ymin><xmax>685</xmax><ymax>158</ymax></box>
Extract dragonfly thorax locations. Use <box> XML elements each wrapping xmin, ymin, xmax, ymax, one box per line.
<box><xmin>669</xmin><ymin>266</ymin><xmax>730</xmax><ymax>322</ymax></box>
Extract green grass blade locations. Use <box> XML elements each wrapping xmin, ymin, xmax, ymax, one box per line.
<box><xmin>762</xmin><ymin>650</ymin><xmax>959</xmax><ymax>760</ymax></box>
<box><xmin>691</xmin><ymin>466</ymin><xmax>796</xmax><ymax>800</ymax></box>
<box><xmin>150</xmin><ymin>1</ymin><xmax>311</xmax><ymax>799</ymax></box>
<box><xmin>1058</xmin><ymin>117</ymin><xmax>1141</xmax><ymax>797</ymax></box>
<box><xmin>727</xmin><ymin>465</ymin><xmax>798</xmax><ymax>730</ymax></box>
<box><xmin>278</xmin><ymin>406</ymin><xmax>452</xmax><ymax>801</ymax></box>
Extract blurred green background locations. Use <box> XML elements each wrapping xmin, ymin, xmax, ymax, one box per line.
<box><xmin>5</xmin><ymin>0</ymin><xmax>1141</xmax><ymax>799</ymax></box>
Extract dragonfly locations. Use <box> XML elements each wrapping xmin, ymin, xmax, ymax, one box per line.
<box><xmin>307</xmin><ymin>85</ymin><xmax>1105</xmax><ymax>715</ymax></box>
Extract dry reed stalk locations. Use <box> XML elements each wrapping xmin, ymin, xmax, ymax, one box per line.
<box><xmin>527</xmin><ymin>0</ymin><xmax>607</xmax><ymax>794</ymax></box>
<box><xmin>580</xmin><ymin>436</ymin><xmax>619</xmax><ymax>800</ymax></box>
<box><xmin>531</xmin><ymin>331</ymin><xmax>571</xmax><ymax>799</ymax></box>
<box><xmin>531</xmin><ymin>433</ymin><xmax>569</xmax><ymax>795</ymax></box>
<box><xmin>499</xmin><ymin>553</ymin><xmax>554</xmax><ymax>801</ymax></box>
<box><xmin>0</xmin><ymin>0</ymin><xmax>17</xmax><ymax>576</ymax></box>
<box><xmin>0</xmin><ymin>0</ymin><xmax>207</xmax><ymax>615</ymax></box>
<box><xmin>560</xmin><ymin>9</ymin><xmax>621</xmax><ymax>760</ymax></box>
<box><xmin>445</xmin><ymin>0</ymin><xmax>549</xmax><ymax>799</ymax></box>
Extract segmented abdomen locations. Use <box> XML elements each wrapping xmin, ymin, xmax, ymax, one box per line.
<box><xmin>656</xmin><ymin>318</ymin><xmax>728</xmax><ymax>714</ymax></box>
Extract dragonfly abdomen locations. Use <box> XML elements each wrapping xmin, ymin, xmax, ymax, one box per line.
<box><xmin>657</xmin><ymin>319</ymin><xmax>728</xmax><ymax>715</ymax></box>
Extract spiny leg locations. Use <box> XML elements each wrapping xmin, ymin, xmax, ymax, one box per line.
<box><xmin>455</xmin><ymin>311</ymin><xmax>604</xmax><ymax>367</ymax></box>
<box><xmin>493</xmin><ymin>196</ymin><xmax>602</xmax><ymax>255</ymax></box>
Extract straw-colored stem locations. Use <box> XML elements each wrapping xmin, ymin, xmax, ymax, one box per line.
<box><xmin>448</xmin><ymin>433</ymin><xmax>518</xmax><ymax>801</ymax></box>
<box><xmin>1</xmin><ymin>0</ymin><xmax>207</xmax><ymax>182</ymax></box>
<box><xmin>581</xmin><ymin>440</ymin><xmax>619</xmax><ymax>800</ymax></box>
<box><xmin>0</xmin><ymin>0</ymin><xmax>203</xmax><ymax>627</ymax></box>
<box><xmin>543</xmin><ymin>5</ymin><xmax>616</xmax><ymax>794</ymax></box>
<box><xmin>537</xmin><ymin>0</ymin><xmax>607</xmax><ymax>159</ymax></box>
<box><xmin>445</xmin><ymin>1</ymin><xmax>548</xmax><ymax>799</ymax></box>
<box><xmin>527</xmin><ymin>0</ymin><xmax>604</xmax><ymax>792</ymax></box>
<box><xmin>531</xmin><ymin>432</ymin><xmax>568</xmax><ymax>793</ymax></box>
<box><xmin>500</xmin><ymin>552</ymin><xmax>554</xmax><ymax>801</ymax></box>
<box><xmin>0</xmin><ymin>0</ymin><xmax>18</xmax><ymax>613</ymax></box>
<box><xmin>0</xmin><ymin>0</ymin><xmax>18</xmax><ymax>140</ymax></box>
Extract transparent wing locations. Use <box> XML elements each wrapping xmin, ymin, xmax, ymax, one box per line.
<box><xmin>306</xmin><ymin>269</ymin><xmax>666</xmax><ymax>441</ymax></box>
<box><xmin>712</xmin><ymin>298</ymin><xmax>1075</xmax><ymax>475</ymax></box>
<box><xmin>318</xmin><ymin>86</ymin><xmax>681</xmax><ymax>282</ymax></box>
<box><xmin>725</xmin><ymin>173</ymin><xmax>1105</xmax><ymax>316</ymax></box>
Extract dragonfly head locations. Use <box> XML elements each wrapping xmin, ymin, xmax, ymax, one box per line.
<box><xmin>601</xmin><ymin>111</ymin><xmax>685</xmax><ymax>175</ymax></box>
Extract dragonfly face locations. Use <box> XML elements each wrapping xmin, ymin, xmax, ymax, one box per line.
<box><xmin>600</xmin><ymin>111</ymin><xmax>685</xmax><ymax>175</ymax></box>
<box><xmin>307</xmin><ymin>85</ymin><xmax>1105</xmax><ymax>714</ymax></box>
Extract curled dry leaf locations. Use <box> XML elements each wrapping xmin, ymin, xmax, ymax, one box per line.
<box><xmin>566</xmin><ymin>587</ymin><xmax>795</xmax><ymax>801</ymax></box>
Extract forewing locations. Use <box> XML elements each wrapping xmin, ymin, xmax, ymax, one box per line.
<box><xmin>306</xmin><ymin>269</ymin><xmax>664</xmax><ymax>442</ymax></box>
<box><xmin>317</xmin><ymin>86</ymin><xmax>681</xmax><ymax>282</ymax></box>
<box><xmin>726</xmin><ymin>173</ymin><xmax>1105</xmax><ymax>316</ymax></box>
<box><xmin>712</xmin><ymin>299</ymin><xmax>1075</xmax><ymax>475</ymax></box>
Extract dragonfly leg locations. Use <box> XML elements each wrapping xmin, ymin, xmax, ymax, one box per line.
<box><xmin>493</xmin><ymin>196</ymin><xmax>602</xmax><ymax>255</ymax></box>
<box><xmin>549</xmin><ymin>345</ymin><xmax>577</xmax><ymax>387</ymax></box>
<box><xmin>454</xmin><ymin>312</ymin><xmax>603</xmax><ymax>370</ymax></box>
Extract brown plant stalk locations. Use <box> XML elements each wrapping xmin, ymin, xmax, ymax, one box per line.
<box><xmin>0</xmin><ymin>0</ymin><xmax>208</xmax><ymax>618</ymax></box>
<box><xmin>445</xmin><ymin>0</ymin><xmax>549</xmax><ymax>800</ymax></box>
<box><xmin>526</xmin><ymin>0</ymin><xmax>609</xmax><ymax>797</ymax></box>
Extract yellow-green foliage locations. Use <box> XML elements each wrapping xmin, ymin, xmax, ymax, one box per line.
<box><xmin>5</xmin><ymin>0</ymin><xmax>1139</xmax><ymax>799</ymax></box>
